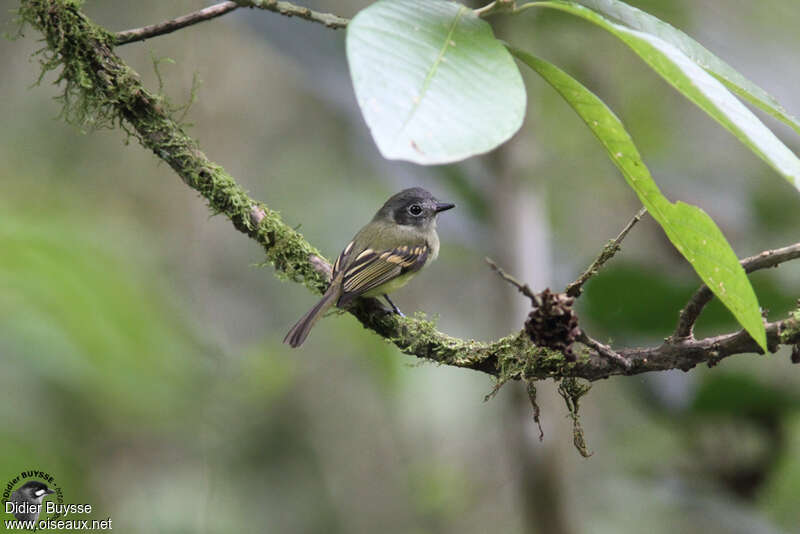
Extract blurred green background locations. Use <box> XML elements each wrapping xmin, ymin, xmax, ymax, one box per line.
<box><xmin>2</xmin><ymin>1</ymin><xmax>800</xmax><ymax>532</ymax></box>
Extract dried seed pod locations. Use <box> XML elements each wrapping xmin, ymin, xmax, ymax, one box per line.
<box><xmin>525</xmin><ymin>289</ymin><xmax>581</xmax><ymax>360</ymax></box>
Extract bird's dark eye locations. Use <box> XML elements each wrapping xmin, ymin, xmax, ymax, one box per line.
<box><xmin>408</xmin><ymin>204</ymin><xmax>423</xmax><ymax>216</ymax></box>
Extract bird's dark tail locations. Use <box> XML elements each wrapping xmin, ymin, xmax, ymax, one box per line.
<box><xmin>283</xmin><ymin>284</ymin><xmax>341</xmax><ymax>348</ymax></box>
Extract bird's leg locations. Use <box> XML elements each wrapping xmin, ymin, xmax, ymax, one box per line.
<box><xmin>383</xmin><ymin>294</ymin><xmax>405</xmax><ymax>317</ymax></box>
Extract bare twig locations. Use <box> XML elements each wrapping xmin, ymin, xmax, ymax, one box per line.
<box><xmin>114</xmin><ymin>0</ymin><xmax>349</xmax><ymax>45</ymax></box>
<box><xmin>115</xmin><ymin>2</ymin><xmax>240</xmax><ymax>45</ymax></box>
<box><xmin>577</xmin><ymin>331</ymin><xmax>631</xmax><ymax>370</ymax></box>
<box><xmin>486</xmin><ymin>257</ymin><xmax>537</xmax><ymax>303</ymax></box>
<box><xmin>672</xmin><ymin>242</ymin><xmax>800</xmax><ymax>340</ymax></box>
<box><xmin>240</xmin><ymin>0</ymin><xmax>349</xmax><ymax>29</ymax></box>
<box><xmin>566</xmin><ymin>207</ymin><xmax>647</xmax><ymax>298</ymax></box>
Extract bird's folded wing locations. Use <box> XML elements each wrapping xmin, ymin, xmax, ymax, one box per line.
<box><xmin>332</xmin><ymin>240</ymin><xmax>355</xmax><ymax>279</ymax></box>
<box><xmin>338</xmin><ymin>244</ymin><xmax>429</xmax><ymax>306</ymax></box>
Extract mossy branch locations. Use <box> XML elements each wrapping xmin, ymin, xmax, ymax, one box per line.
<box><xmin>16</xmin><ymin>0</ymin><xmax>800</xmax><ymax>387</ymax></box>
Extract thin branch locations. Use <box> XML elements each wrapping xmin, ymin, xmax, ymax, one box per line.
<box><xmin>240</xmin><ymin>0</ymin><xmax>349</xmax><ymax>29</ymax></box>
<box><xmin>577</xmin><ymin>332</ymin><xmax>631</xmax><ymax>370</ymax></box>
<box><xmin>565</xmin><ymin>207</ymin><xmax>647</xmax><ymax>298</ymax></box>
<box><xmin>672</xmin><ymin>242</ymin><xmax>800</xmax><ymax>340</ymax></box>
<box><xmin>18</xmin><ymin>0</ymin><xmax>800</xmax><ymax>388</ymax></box>
<box><xmin>486</xmin><ymin>257</ymin><xmax>537</xmax><ymax>303</ymax></box>
<box><xmin>114</xmin><ymin>0</ymin><xmax>349</xmax><ymax>46</ymax></box>
<box><xmin>115</xmin><ymin>2</ymin><xmax>240</xmax><ymax>45</ymax></box>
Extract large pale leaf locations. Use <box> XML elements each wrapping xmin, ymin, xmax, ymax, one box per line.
<box><xmin>511</xmin><ymin>48</ymin><xmax>767</xmax><ymax>350</ymax></box>
<box><xmin>578</xmin><ymin>0</ymin><xmax>800</xmax><ymax>137</ymax></box>
<box><xmin>346</xmin><ymin>0</ymin><xmax>526</xmax><ymax>164</ymax></box>
<box><xmin>521</xmin><ymin>1</ymin><xmax>800</xmax><ymax>192</ymax></box>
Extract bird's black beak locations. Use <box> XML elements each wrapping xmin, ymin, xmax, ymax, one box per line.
<box><xmin>434</xmin><ymin>202</ymin><xmax>455</xmax><ymax>213</ymax></box>
<box><xmin>46</xmin><ymin>488</ymin><xmax>55</xmax><ymax>495</ymax></box>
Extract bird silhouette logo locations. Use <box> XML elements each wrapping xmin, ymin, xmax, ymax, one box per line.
<box><xmin>9</xmin><ymin>480</ymin><xmax>56</xmax><ymax>523</ymax></box>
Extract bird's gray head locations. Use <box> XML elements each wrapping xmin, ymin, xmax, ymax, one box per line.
<box><xmin>375</xmin><ymin>187</ymin><xmax>455</xmax><ymax>228</ymax></box>
<box><xmin>15</xmin><ymin>481</ymin><xmax>55</xmax><ymax>503</ymax></box>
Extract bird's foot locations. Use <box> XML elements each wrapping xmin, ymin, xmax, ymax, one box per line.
<box><xmin>383</xmin><ymin>294</ymin><xmax>405</xmax><ymax>317</ymax></box>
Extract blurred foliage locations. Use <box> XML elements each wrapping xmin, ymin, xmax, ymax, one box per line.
<box><xmin>581</xmin><ymin>262</ymin><xmax>798</xmax><ymax>339</ymax></box>
<box><xmin>690</xmin><ymin>373</ymin><xmax>800</xmax><ymax>418</ymax></box>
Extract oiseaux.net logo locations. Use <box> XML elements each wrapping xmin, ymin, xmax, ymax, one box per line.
<box><xmin>2</xmin><ymin>470</ymin><xmax>112</xmax><ymax>531</ymax></box>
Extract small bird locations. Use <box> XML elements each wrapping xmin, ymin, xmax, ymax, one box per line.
<box><xmin>10</xmin><ymin>480</ymin><xmax>55</xmax><ymax>522</ymax></box>
<box><xmin>284</xmin><ymin>187</ymin><xmax>455</xmax><ymax>347</ymax></box>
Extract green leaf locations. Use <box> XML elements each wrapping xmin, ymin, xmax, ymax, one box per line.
<box><xmin>346</xmin><ymin>0</ymin><xmax>526</xmax><ymax>164</ymax></box>
<box><xmin>577</xmin><ymin>0</ymin><xmax>800</xmax><ymax>137</ymax></box>
<box><xmin>511</xmin><ymin>48</ymin><xmax>767</xmax><ymax>350</ymax></box>
<box><xmin>520</xmin><ymin>1</ymin><xmax>800</xmax><ymax>192</ymax></box>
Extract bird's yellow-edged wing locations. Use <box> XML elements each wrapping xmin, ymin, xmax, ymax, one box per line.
<box><xmin>336</xmin><ymin>244</ymin><xmax>429</xmax><ymax>307</ymax></box>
